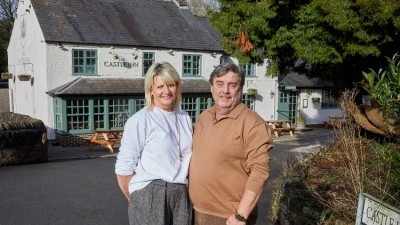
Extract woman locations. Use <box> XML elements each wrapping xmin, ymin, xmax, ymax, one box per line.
<box><xmin>115</xmin><ymin>62</ymin><xmax>193</xmax><ymax>225</ymax></box>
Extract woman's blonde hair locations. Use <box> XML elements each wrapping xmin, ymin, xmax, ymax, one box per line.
<box><xmin>144</xmin><ymin>62</ymin><xmax>182</xmax><ymax>110</ymax></box>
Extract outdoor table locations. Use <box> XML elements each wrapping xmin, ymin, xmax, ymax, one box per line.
<box><xmin>265</xmin><ymin>120</ymin><xmax>294</xmax><ymax>138</ymax></box>
<box><xmin>85</xmin><ymin>130</ymin><xmax>123</xmax><ymax>153</ymax></box>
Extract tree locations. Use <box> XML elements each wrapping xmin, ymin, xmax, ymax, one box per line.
<box><xmin>208</xmin><ymin>0</ymin><xmax>400</xmax><ymax>90</ymax></box>
<box><xmin>189</xmin><ymin>0</ymin><xmax>220</xmax><ymax>17</ymax></box>
<box><xmin>0</xmin><ymin>0</ymin><xmax>18</xmax><ymax>75</ymax></box>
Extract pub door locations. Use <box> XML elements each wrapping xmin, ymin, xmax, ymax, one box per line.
<box><xmin>277</xmin><ymin>90</ymin><xmax>298</xmax><ymax>124</ymax></box>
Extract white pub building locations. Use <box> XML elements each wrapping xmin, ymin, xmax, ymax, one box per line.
<box><xmin>7</xmin><ymin>0</ymin><xmax>340</xmax><ymax>146</ymax></box>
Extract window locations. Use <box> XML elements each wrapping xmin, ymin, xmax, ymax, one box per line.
<box><xmin>66</xmin><ymin>99</ymin><xmax>90</xmax><ymax>131</ymax></box>
<box><xmin>93</xmin><ymin>99</ymin><xmax>105</xmax><ymax>129</ymax></box>
<box><xmin>142</xmin><ymin>52</ymin><xmax>155</xmax><ymax>75</ymax></box>
<box><xmin>321</xmin><ymin>90</ymin><xmax>338</xmax><ymax>108</ymax></box>
<box><xmin>242</xmin><ymin>94</ymin><xmax>255</xmax><ymax>110</ymax></box>
<box><xmin>109</xmin><ymin>98</ymin><xmax>129</xmax><ymax>129</ymax></box>
<box><xmin>240</xmin><ymin>63</ymin><xmax>256</xmax><ymax>77</ymax></box>
<box><xmin>54</xmin><ymin>98</ymin><xmax>63</xmax><ymax>131</ymax></box>
<box><xmin>183</xmin><ymin>55</ymin><xmax>201</xmax><ymax>76</ymax></box>
<box><xmin>181</xmin><ymin>96</ymin><xmax>212</xmax><ymax>123</ymax></box>
<box><xmin>56</xmin><ymin>97</ymin><xmax>145</xmax><ymax>133</ymax></box>
<box><xmin>72</xmin><ymin>49</ymin><xmax>97</xmax><ymax>75</ymax></box>
<box><xmin>279</xmin><ymin>92</ymin><xmax>288</xmax><ymax>103</ymax></box>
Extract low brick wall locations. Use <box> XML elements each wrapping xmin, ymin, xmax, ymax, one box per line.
<box><xmin>55</xmin><ymin>132</ymin><xmax>93</xmax><ymax>147</ymax></box>
<box><xmin>0</xmin><ymin>112</ymin><xmax>48</xmax><ymax>166</ymax></box>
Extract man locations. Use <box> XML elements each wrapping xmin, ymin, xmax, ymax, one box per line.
<box><xmin>189</xmin><ymin>63</ymin><xmax>273</xmax><ymax>225</ymax></box>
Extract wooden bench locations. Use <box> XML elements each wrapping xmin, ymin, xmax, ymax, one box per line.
<box><xmin>85</xmin><ymin>130</ymin><xmax>123</xmax><ymax>153</ymax></box>
<box><xmin>85</xmin><ymin>139</ymin><xmax>119</xmax><ymax>152</ymax></box>
<box><xmin>272</xmin><ymin>127</ymin><xmax>295</xmax><ymax>138</ymax></box>
<box><xmin>265</xmin><ymin>120</ymin><xmax>294</xmax><ymax>138</ymax></box>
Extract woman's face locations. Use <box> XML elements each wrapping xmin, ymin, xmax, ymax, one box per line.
<box><xmin>151</xmin><ymin>76</ymin><xmax>177</xmax><ymax>112</ymax></box>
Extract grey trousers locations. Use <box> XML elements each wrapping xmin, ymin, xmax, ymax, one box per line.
<box><xmin>128</xmin><ymin>180</ymin><xmax>192</xmax><ymax>225</ymax></box>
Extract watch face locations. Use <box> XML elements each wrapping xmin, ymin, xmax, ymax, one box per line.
<box><xmin>235</xmin><ymin>213</ymin><xmax>246</xmax><ymax>222</ymax></box>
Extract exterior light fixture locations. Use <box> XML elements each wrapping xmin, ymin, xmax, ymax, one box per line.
<box><xmin>132</xmin><ymin>48</ymin><xmax>139</xmax><ymax>60</ymax></box>
<box><xmin>269</xmin><ymin>90</ymin><xmax>275</xmax><ymax>98</ymax></box>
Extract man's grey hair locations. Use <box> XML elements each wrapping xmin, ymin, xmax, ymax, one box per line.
<box><xmin>209</xmin><ymin>63</ymin><xmax>245</xmax><ymax>87</ymax></box>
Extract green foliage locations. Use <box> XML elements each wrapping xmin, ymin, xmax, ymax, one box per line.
<box><xmin>373</xmin><ymin>143</ymin><xmax>400</xmax><ymax>206</ymax></box>
<box><xmin>0</xmin><ymin>0</ymin><xmax>18</xmax><ymax>72</ymax></box>
<box><xmin>209</xmin><ymin>0</ymin><xmax>400</xmax><ymax>88</ymax></box>
<box><xmin>360</xmin><ymin>53</ymin><xmax>400</xmax><ymax>125</ymax></box>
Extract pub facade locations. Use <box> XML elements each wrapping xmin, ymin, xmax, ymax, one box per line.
<box><xmin>7</xmin><ymin>0</ymin><xmax>341</xmax><ymax>146</ymax></box>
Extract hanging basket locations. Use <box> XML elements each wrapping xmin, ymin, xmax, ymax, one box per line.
<box><xmin>1</xmin><ymin>72</ymin><xmax>13</xmax><ymax>80</ymax></box>
<box><xmin>247</xmin><ymin>88</ymin><xmax>257</xmax><ymax>96</ymax></box>
<box><xmin>311</xmin><ymin>97</ymin><xmax>321</xmax><ymax>103</ymax></box>
<box><xmin>18</xmin><ymin>74</ymin><xmax>32</xmax><ymax>81</ymax></box>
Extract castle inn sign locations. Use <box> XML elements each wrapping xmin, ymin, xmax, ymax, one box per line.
<box><xmin>356</xmin><ymin>193</ymin><xmax>400</xmax><ymax>225</ymax></box>
<box><xmin>104</xmin><ymin>61</ymin><xmax>139</xmax><ymax>68</ymax></box>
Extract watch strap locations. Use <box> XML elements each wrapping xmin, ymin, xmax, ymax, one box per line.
<box><xmin>235</xmin><ymin>212</ymin><xmax>247</xmax><ymax>222</ymax></box>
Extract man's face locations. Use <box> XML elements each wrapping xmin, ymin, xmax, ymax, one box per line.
<box><xmin>211</xmin><ymin>71</ymin><xmax>242</xmax><ymax>112</ymax></box>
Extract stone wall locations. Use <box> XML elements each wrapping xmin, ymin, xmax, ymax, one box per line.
<box><xmin>0</xmin><ymin>112</ymin><xmax>48</xmax><ymax>166</ymax></box>
<box><xmin>0</xmin><ymin>82</ymin><xmax>10</xmax><ymax>112</ymax></box>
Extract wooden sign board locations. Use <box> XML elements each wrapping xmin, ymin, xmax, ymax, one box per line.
<box><xmin>356</xmin><ymin>193</ymin><xmax>400</xmax><ymax>225</ymax></box>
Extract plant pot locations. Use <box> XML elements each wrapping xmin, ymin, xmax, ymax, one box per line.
<box><xmin>18</xmin><ymin>74</ymin><xmax>32</xmax><ymax>81</ymax></box>
<box><xmin>247</xmin><ymin>88</ymin><xmax>257</xmax><ymax>96</ymax></box>
<box><xmin>1</xmin><ymin>72</ymin><xmax>13</xmax><ymax>80</ymax></box>
<box><xmin>311</xmin><ymin>97</ymin><xmax>320</xmax><ymax>103</ymax></box>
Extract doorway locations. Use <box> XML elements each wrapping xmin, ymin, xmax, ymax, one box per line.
<box><xmin>277</xmin><ymin>90</ymin><xmax>298</xmax><ymax>124</ymax></box>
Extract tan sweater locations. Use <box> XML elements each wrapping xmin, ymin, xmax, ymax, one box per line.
<box><xmin>189</xmin><ymin>103</ymin><xmax>273</xmax><ymax>218</ymax></box>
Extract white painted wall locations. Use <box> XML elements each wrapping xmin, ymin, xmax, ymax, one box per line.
<box><xmin>8</xmin><ymin>0</ymin><xmax>340</xmax><ymax>140</ymax></box>
<box><xmin>298</xmin><ymin>89</ymin><xmax>342</xmax><ymax>125</ymax></box>
<box><xmin>8</xmin><ymin>0</ymin><xmax>51</xmax><ymax>135</ymax></box>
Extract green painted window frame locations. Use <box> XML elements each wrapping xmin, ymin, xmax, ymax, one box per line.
<box><xmin>183</xmin><ymin>54</ymin><xmax>201</xmax><ymax>77</ymax></box>
<box><xmin>142</xmin><ymin>52</ymin><xmax>155</xmax><ymax>76</ymax></box>
<box><xmin>66</xmin><ymin>99</ymin><xmax>90</xmax><ymax>133</ymax></box>
<box><xmin>181</xmin><ymin>96</ymin><xmax>213</xmax><ymax>124</ymax></box>
<box><xmin>321</xmin><ymin>89</ymin><xmax>338</xmax><ymax>108</ymax></box>
<box><xmin>54</xmin><ymin>97</ymin><xmax>146</xmax><ymax>134</ymax></box>
<box><xmin>72</xmin><ymin>49</ymin><xmax>98</xmax><ymax>75</ymax></box>
<box><xmin>108</xmin><ymin>98</ymin><xmax>130</xmax><ymax>129</ymax></box>
<box><xmin>54</xmin><ymin>98</ymin><xmax>65</xmax><ymax>132</ymax></box>
<box><xmin>242</xmin><ymin>94</ymin><xmax>255</xmax><ymax>110</ymax></box>
<box><xmin>56</xmin><ymin>95</ymin><xmax>258</xmax><ymax>133</ymax></box>
<box><xmin>240</xmin><ymin>63</ymin><xmax>256</xmax><ymax>77</ymax></box>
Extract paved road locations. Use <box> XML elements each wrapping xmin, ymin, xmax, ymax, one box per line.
<box><xmin>0</xmin><ymin>128</ymin><xmax>335</xmax><ymax>225</ymax></box>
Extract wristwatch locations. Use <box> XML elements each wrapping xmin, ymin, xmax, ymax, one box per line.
<box><xmin>235</xmin><ymin>212</ymin><xmax>247</xmax><ymax>222</ymax></box>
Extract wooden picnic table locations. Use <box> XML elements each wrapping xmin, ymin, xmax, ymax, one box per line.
<box><xmin>265</xmin><ymin>119</ymin><xmax>295</xmax><ymax>138</ymax></box>
<box><xmin>86</xmin><ymin>130</ymin><xmax>123</xmax><ymax>153</ymax></box>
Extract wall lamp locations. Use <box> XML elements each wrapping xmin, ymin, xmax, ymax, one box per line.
<box><xmin>168</xmin><ymin>49</ymin><xmax>174</xmax><ymax>55</ymax></box>
<box><xmin>269</xmin><ymin>90</ymin><xmax>275</xmax><ymax>98</ymax></box>
<box><xmin>132</xmin><ymin>48</ymin><xmax>139</xmax><ymax>60</ymax></box>
<box><xmin>58</xmin><ymin>42</ymin><xmax>67</xmax><ymax>51</ymax></box>
<box><xmin>211</xmin><ymin>52</ymin><xmax>217</xmax><ymax>57</ymax></box>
